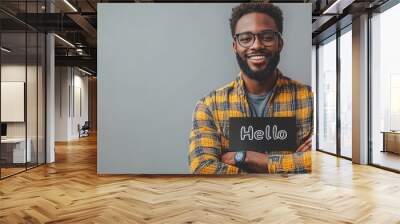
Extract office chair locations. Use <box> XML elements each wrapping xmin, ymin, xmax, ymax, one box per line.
<box><xmin>79</xmin><ymin>121</ymin><xmax>90</xmax><ymax>138</ymax></box>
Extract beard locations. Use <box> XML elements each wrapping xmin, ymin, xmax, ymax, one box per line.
<box><xmin>236</xmin><ymin>53</ymin><xmax>280</xmax><ymax>82</ymax></box>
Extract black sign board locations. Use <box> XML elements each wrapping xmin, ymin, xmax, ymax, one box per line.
<box><xmin>229</xmin><ymin>117</ymin><xmax>297</xmax><ymax>152</ymax></box>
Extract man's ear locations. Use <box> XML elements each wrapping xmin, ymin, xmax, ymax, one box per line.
<box><xmin>233</xmin><ymin>41</ymin><xmax>237</xmax><ymax>54</ymax></box>
<box><xmin>278</xmin><ymin>38</ymin><xmax>284</xmax><ymax>53</ymax></box>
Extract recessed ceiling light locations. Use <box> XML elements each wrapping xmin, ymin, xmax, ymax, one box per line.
<box><xmin>54</xmin><ymin>34</ymin><xmax>75</xmax><ymax>48</ymax></box>
<box><xmin>78</xmin><ymin>67</ymin><xmax>93</xmax><ymax>76</ymax></box>
<box><xmin>1</xmin><ymin>47</ymin><xmax>11</xmax><ymax>53</ymax></box>
<box><xmin>322</xmin><ymin>0</ymin><xmax>354</xmax><ymax>15</ymax></box>
<box><xmin>63</xmin><ymin>0</ymin><xmax>78</xmax><ymax>12</ymax></box>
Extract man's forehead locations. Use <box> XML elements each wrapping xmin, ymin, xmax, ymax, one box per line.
<box><xmin>235</xmin><ymin>12</ymin><xmax>278</xmax><ymax>33</ymax></box>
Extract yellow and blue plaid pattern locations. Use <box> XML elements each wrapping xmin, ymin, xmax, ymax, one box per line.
<box><xmin>189</xmin><ymin>70</ymin><xmax>313</xmax><ymax>174</ymax></box>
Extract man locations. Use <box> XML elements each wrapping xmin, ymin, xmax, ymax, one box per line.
<box><xmin>189</xmin><ymin>2</ymin><xmax>313</xmax><ymax>174</ymax></box>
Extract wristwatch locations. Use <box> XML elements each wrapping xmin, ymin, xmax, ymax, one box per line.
<box><xmin>234</xmin><ymin>151</ymin><xmax>247</xmax><ymax>168</ymax></box>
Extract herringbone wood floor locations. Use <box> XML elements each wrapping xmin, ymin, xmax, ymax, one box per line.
<box><xmin>1</xmin><ymin>134</ymin><xmax>400</xmax><ymax>224</ymax></box>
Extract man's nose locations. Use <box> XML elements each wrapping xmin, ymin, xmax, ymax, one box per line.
<box><xmin>250</xmin><ymin>36</ymin><xmax>264</xmax><ymax>49</ymax></box>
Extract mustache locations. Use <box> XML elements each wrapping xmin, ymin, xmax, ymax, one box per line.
<box><xmin>245</xmin><ymin>51</ymin><xmax>273</xmax><ymax>58</ymax></box>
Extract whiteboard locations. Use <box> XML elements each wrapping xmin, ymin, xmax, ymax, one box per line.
<box><xmin>1</xmin><ymin>82</ymin><xmax>25</xmax><ymax>122</ymax></box>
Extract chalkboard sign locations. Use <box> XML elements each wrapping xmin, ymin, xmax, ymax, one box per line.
<box><xmin>229</xmin><ymin>117</ymin><xmax>297</xmax><ymax>152</ymax></box>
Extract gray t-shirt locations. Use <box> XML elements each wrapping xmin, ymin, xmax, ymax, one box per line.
<box><xmin>247</xmin><ymin>91</ymin><xmax>273</xmax><ymax>117</ymax></box>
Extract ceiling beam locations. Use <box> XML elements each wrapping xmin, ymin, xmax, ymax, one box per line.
<box><xmin>67</xmin><ymin>13</ymin><xmax>97</xmax><ymax>39</ymax></box>
<box><xmin>55</xmin><ymin>55</ymin><xmax>96</xmax><ymax>69</ymax></box>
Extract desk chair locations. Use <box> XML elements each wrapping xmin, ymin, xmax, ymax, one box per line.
<box><xmin>78</xmin><ymin>121</ymin><xmax>90</xmax><ymax>138</ymax></box>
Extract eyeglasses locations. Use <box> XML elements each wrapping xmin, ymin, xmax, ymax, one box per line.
<box><xmin>234</xmin><ymin>30</ymin><xmax>281</xmax><ymax>48</ymax></box>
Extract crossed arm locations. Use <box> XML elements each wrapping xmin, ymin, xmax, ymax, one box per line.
<box><xmin>220</xmin><ymin>137</ymin><xmax>312</xmax><ymax>173</ymax></box>
<box><xmin>189</xmin><ymin>97</ymin><xmax>313</xmax><ymax>174</ymax></box>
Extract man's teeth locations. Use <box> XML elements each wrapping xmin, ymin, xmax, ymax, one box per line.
<box><xmin>249</xmin><ymin>55</ymin><xmax>265</xmax><ymax>59</ymax></box>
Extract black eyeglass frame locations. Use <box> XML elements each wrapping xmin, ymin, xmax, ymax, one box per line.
<box><xmin>234</xmin><ymin>30</ymin><xmax>282</xmax><ymax>48</ymax></box>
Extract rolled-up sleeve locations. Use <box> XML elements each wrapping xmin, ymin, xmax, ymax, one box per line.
<box><xmin>189</xmin><ymin>100</ymin><xmax>239</xmax><ymax>174</ymax></box>
<box><xmin>267</xmin><ymin>87</ymin><xmax>313</xmax><ymax>174</ymax></box>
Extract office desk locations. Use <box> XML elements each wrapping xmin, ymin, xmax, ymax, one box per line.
<box><xmin>1</xmin><ymin>138</ymin><xmax>32</xmax><ymax>163</ymax></box>
<box><xmin>381</xmin><ymin>131</ymin><xmax>400</xmax><ymax>154</ymax></box>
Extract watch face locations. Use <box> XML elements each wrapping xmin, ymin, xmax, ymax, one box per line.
<box><xmin>235</xmin><ymin>151</ymin><xmax>244</xmax><ymax>163</ymax></box>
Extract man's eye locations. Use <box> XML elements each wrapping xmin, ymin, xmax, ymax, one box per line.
<box><xmin>239</xmin><ymin>36</ymin><xmax>252</xmax><ymax>43</ymax></box>
<box><xmin>262</xmin><ymin>35</ymin><xmax>275</xmax><ymax>42</ymax></box>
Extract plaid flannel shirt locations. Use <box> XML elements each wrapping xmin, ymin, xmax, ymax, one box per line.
<box><xmin>189</xmin><ymin>70</ymin><xmax>313</xmax><ymax>174</ymax></box>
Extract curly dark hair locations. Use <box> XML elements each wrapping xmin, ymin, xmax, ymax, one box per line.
<box><xmin>229</xmin><ymin>2</ymin><xmax>283</xmax><ymax>37</ymax></box>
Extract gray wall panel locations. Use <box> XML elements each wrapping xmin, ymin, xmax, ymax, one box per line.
<box><xmin>98</xmin><ymin>3</ymin><xmax>311</xmax><ymax>174</ymax></box>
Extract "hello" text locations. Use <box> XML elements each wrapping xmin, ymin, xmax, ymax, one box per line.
<box><xmin>240</xmin><ymin>125</ymin><xmax>287</xmax><ymax>141</ymax></box>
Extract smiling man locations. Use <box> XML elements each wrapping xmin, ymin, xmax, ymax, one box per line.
<box><xmin>189</xmin><ymin>3</ymin><xmax>313</xmax><ymax>174</ymax></box>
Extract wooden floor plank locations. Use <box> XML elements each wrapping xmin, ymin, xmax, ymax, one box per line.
<box><xmin>0</xmin><ymin>134</ymin><xmax>400</xmax><ymax>223</ymax></box>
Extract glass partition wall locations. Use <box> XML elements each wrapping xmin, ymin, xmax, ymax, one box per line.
<box><xmin>317</xmin><ymin>35</ymin><xmax>337</xmax><ymax>155</ymax></box>
<box><xmin>339</xmin><ymin>26</ymin><xmax>352</xmax><ymax>159</ymax></box>
<box><xmin>316</xmin><ymin>0</ymin><xmax>400</xmax><ymax>171</ymax></box>
<box><xmin>316</xmin><ymin>25</ymin><xmax>353</xmax><ymax>159</ymax></box>
<box><xmin>370</xmin><ymin>2</ymin><xmax>400</xmax><ymax>172</ymax></box>
<box><xmin>0</xmin><ymin>31</ymin><xmax>27</xmax><ymax>177</ymax></box>
<box><xmin>0</xmin><ymin>2</ymin><xmax>46</xmax><ymax>179</ymax></box>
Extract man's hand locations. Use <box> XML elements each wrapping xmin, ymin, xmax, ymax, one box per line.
<box><xmin>221</xmin><ymin>152</ymin><xmax>236</xmax><ymax>166</ymax></box>
<box><xmin>296</xmin><ymin>137</ymin><xmax>312</xmax><ymax>152</ymax></box>
<box><xmin>245</xmin><ymin>151</ymin><xmax>268</xmax><ymax>173</ymax></box>
<box><xmin>222</xmin><ymin>151</ymin><xmax>268</xmax><ymax>173</ymax></box>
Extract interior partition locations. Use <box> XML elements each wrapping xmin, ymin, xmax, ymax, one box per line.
<box><xmin>0</xmin><ymin>3</ymin><xmax>47</xmax><ymax>179</ymax></box>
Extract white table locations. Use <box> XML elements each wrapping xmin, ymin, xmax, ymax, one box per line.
<box><xmin>1</xmin><ymin>138</ymin><xmax>32</xmax><ymax>163</ymax></box>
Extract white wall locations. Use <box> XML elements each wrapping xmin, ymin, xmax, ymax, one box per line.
<box><xmin>1</xmin><ymin>65</ymin><xmax>27</xmax><ymax>140</ymax></box>
<box><xmin>71</xmin><ymin>73</ymin><xmax>89</xmax><ymax>138</ymax></box>
<box><xmin>55</xmin><ymin>67</ymin><xmax>69</xmax><ymax>141</ymax></box>
<box><xmin>55</xmin><ymin>67</ymin><xmax>89</xmax><ymax>141</ymax></box>
<box><xmin>1</xmin><ymin>63</ymin><xmax>46</xmax><ymax>164</ymax></box>
<box><xmin>1</xmin><ymin>65</ymin><xmax>38</xmax><ymax>138</ymax></box>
